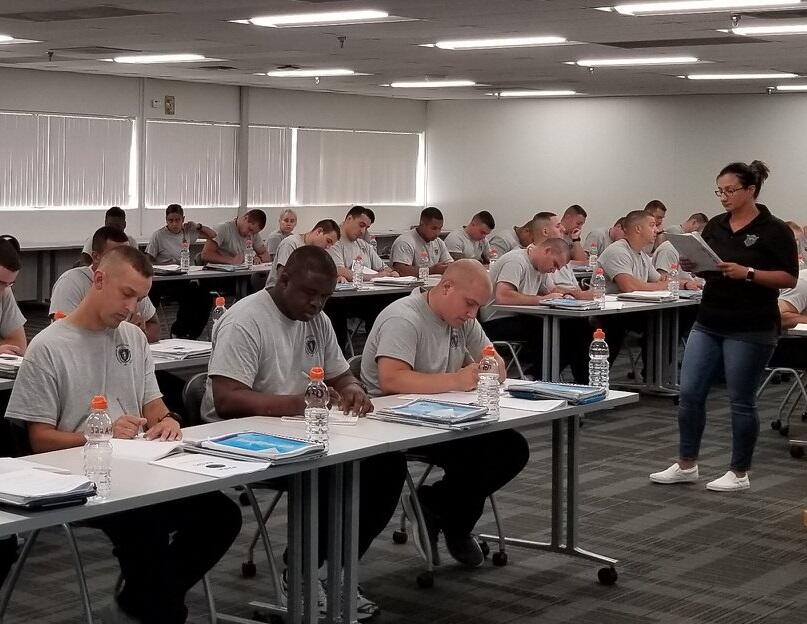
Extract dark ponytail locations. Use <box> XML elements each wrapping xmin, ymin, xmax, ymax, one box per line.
<box><xmin>717</xmin><ymin>160</ymin><xmax>770</xmax><ymax>197</ymax></box>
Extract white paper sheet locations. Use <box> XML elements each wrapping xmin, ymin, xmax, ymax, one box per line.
<box><xmin>150</xmin><ymin>453</ymin><xmax>270</xmax><ymax>477</ymax></box>
<box><xmin>111</xmin><ymin>439</ymin><xmax>184</xmax><ymax>462</ymax></box>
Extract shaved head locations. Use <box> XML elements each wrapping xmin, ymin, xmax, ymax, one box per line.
<box><xmin>442</xmin><ymin>259</ymin><xmax>491</xmax><ymax>298</ymax></box>
<box><xmin>97</xmin><ymin>245</ymin><xmax>153</xmax><ymax>278</ymax></box>
<box><xmin>430</xmin><ymin>259</ymin><xmax>491</xmax><ymax>327</ymax></box>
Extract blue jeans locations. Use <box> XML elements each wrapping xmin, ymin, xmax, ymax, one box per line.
<box><xmin>678</xmin><ymin>326</ymin><xmax>775</xmax><ymax>472</ymax></box>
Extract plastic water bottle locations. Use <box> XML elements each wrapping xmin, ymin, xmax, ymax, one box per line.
<box><xmin>477</xmin><ymin>345</ymin><xmax>500</xmax><ymax>420</ymax></box>
<box><xmin>244</xmin><ymin>239</ymin><xmax>255</xmax><ymax>268</ymax></box>
<box><xmin>304</xmin><ymin>367</ymin><xmax>329</xmax><ymax>452</ymax></box>
<box><xmin>352</xmin><ymin>256</ymin><xmax>364</xmax><ymax>290</ymax></box>
<box><xmin>588</xmin><ymin>245</ymin><xmax>598</xmax><ymax>270</ymax></box>
<box><xmin>668</xmin><ymin>263</ymin><xmax>680</xmax><ymax>300</ymax></box>
<box><xmin>211</xmin><ymin>297</ymin><xmax>226</xmax><ymax>335</ymax></box>
<box><xmin>588</xmin><ymin>329</ymin><xmax>610</xmax><ymax>390</ymax></box>
<box><xmin>179</xmin><ymin>241</ymin><xmax>190</xmax><ymax>272</ymax></box>
<box><xmin>488</xmin><ymin>247</ymin><xmax>498</xmax><ymax>268</ymax></box>
<box><xmin>591</xmin><ymin>267</ymin><xmax>606</xmax><ymax>309</ymax></box>
<box><xmin>418</xmin><ymin>250</ymin><xmax>430</xmax><ymax>282</ymax></box>
<box><xmin>84</xmin><ymin>395</ymin><xmax>113</xmax><ymax>502</ymax></box>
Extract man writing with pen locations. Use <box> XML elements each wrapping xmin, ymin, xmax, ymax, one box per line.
<box><xmin>360</xmin><ymin>259</ymin><xmax>529</xmax><ymax>570</ymax></box>
<box><xmin>202</xmin><ymin>245</ymin><xmax>405</xmax><ymax>620</ymax></box>
<box><xmin>6</xmin><ymin>245</ymin><xmax>241</xmax><ymax>624</ymax></box>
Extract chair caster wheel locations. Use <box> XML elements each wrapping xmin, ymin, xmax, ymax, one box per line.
<box><xmin>478</xmin><ymin>539</ymin><xmax>490</xmax><ymax>558</ymax></box>
<box><xmin>771</xmin><ymin>420</ymin><xmax>781</xmax><ymax>431</ymax></box>
<box><xmin>416</xmin><ymin>571</ymin><xmax>434</xmax><ymax>588</ymax></box>
<box><xmin>598</xmin><ymin>567</ymin><xmax>618</xmax><ymax>586</ymax></box>
<box><xmin>239</xmin><ymin>492</ymin><xmax>251</xmax><ymax>506</ymax></box>
<box><xmin>241</xmin><ymin>561</ymin><xmax>257</xmax><ymax>578</ymax></box>
<box><xmin>492</xmin><ymin>551</ymin><xmax>508</xmax><ymax>567</ymax></box>
<box><xmin>780</xmin><ymin>426</ymin><xmax>790</xmax><ymax>437</ymax></box>
<box><xmin>790</xmin><ymin>445</ymin><xmax>805</xmax><ymax>459</ymax></box>
<box><xmin>392</xmin><ymin>530</ymin><xmax>408</xmax><ymax>544</ymax></box>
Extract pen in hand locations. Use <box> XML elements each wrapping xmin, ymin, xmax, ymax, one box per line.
<box><xmin>116</xmin><ymin>397</ymin><xmax>142</xmax><ymax>438</ymax></box>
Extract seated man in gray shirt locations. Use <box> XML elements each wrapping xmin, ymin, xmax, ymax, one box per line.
<box><xmin>201</xmin><ymin>209</ymin><xmax>270</xmax><ymax>265</ymax></box>
<box><xmin>362</xmin><ymin>260</ymin><xmax>529</xmax><ymax>569</ymax></box>
<box><xmin>146</xmin><ymin>203</ymin><xmax>218</xmax><ymax>339</ymax></box>
<box><xmin>444</xmin><ymin>211</ymin><xmax>495</xmax><ymax>262</ymax></box>
<box><xmin>204</xmin><ymin>246</ymin><xmax>405</xmax><ymax>620</ymax></box>
<box><xmin>488</xmin><ymin>218</ymin><xmax>534</xmax><ymax>260</ymax></box>
<box><xmin>583</xmin><ymin>217</ymin><xmax>625</xmax><ymax>257</ymax></box>
<box><xmin>0</xmin><ymin>238</ymin><xmax>26</xmax><ymax>357</ymax></box>
<box><xmin>51</xmin><ymin>226</ymin><xmax>161</xmax><ymax>343</ymax></box>
<box><xmin>7</xmin><ymin>246</ymin><xmax>241</xmax><ymax>624</ymax></box>
<box><xmin>390</xmin><ymin>207</ymin><xmax>453</xmax><ymax>277</ymax></box>
<box><xmin>79</xmin><ymin>206</ymin><xmax>138</xmax><ymax>265</ymax></box>
<box><xmin>266</xmin><ymin>219</ymin><xmax>341</xmax><ymax>288</ymax></box>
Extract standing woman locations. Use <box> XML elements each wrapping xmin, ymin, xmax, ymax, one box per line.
<box><xmin>265</xmin><ymin>209</ymin><xmax>298</xmax><ymax>261</ymax></box>
<box><xmin>650</xmin><ymin>161</ymin><xmax>798</xmax><ymax>491</ymax></box>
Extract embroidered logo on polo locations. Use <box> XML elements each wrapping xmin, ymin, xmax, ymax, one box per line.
<box><xmin>449</xmin><ymin>330</ymin><xmax>460</xmax><ymax>350</ymax></box>
<box><xmin>744</xmin><ymin>234</ymin><xmax>759</xmax><ymax>247</ymax></box>
<box><xmin>115</xmin><ymin>344</ymin><xmax>132</xmax><ymax>365</ymax></box>
<box><xmin>304</xmin><ymin>335</ymin><xmax>317</xmax><ymax>357</ymax></box>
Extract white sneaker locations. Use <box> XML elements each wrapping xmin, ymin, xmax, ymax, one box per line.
<box><xmin>649</xmin><ymin>463</ymin><xmax>699</xmax><ymax>484</ymax></box>
<box><xmin>706</xmin><ymin>471</ymin><xmax>750</xmax><ymax>492</ymax></box>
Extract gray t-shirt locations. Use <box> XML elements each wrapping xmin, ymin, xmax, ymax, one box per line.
<box><xmin>81</xmin><ymin>234</ymin><xmax>138</xmax><ymax>255</ymax></box>
<box><xmin>0</xmin><ymin>289</ymin><xmax>25</xmax><ymax>338</ymax></box>
<box><xmin>265</xmin><ymin>230</ymin><xmax>289</xmax><ymax>258</ymax></box>
<box><xmin>361</xmin><ymin>290</ymin><xmax>490</xmax><ymax>397</ymax></box>
<box><xmin>665</xmin><ymin>224</ymin><xmax>685</xmax><ymax>236</ymax></box>
<box><xmin>488</xmin><ymin>228</ymin><xmax>522</xmax><ymax>258</ymax></box>
<box><xmin>583</xmin><ymin>227</ymin><xmax>613</xmax><ymax>256</ymax></box>
<box><xmin>481</xmin><ymin>248</ymin><xmax>553</xmax><ymax>322</ymax></box>
<box><xmin>390</xmin><ymin>230</ymin><xmax>452</xmax><ymax>267</ymax></box>
<box><xmin>145</xmin><ymin>224</ymin><xmax>200</xmax><ymax>265</ymax></box>
<box><xmin>444</xmin><ymin>228</ymin><xmax>486</xmax><ymax>261</ymax></box>
<box><xmin>201</xmin><ymin>289</ymin><xmax>348</xmax><ymax>420</ymax></box>
<box><xmin>266</xmin><ymin>233</ymin><xmax>305</xmax><ymax>288</ymax></box>
<box><xmin>49</xmin><ymin>266</ymin><xmax>157</xmax><ymax>321</ymax></box>
<box><xmin>6</xmin><ymin>320</ymin><xmax>162</xmax><ymax>433</ymax></box>
<box><xmin>598</xmin><ymin>239</ymin><xmax>661</xmax><ymax>294</ymax></box>
<box><xmin>780</xmin><ymin>277</ymin><xmax>807</xmax><ymax>314</ymax></box>
<box><xmin>328</xmin><ymin>237</ymin><xmax>385</xmax><ymax>272</ymax></box>
<box><xmin>548</xmin><ymin>263</ymin><xmax>578</xmax><ymax>289</ymax></box>
<box><xmin>213</xmin><ymin>220</ymin><xmax>265</xmax><ymax>258</ymax></box>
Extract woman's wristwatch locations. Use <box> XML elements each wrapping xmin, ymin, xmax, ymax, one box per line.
<box><xmin>745</xmin><ymin>267</ymin><xmax>755</xmax><ymax>282</ymax></box>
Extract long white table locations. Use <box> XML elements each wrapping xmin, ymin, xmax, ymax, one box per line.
<box><xmin>491</xmin><ymin>297</ymin><xmax>699</xmax><ymax>394</ymax></box>
<box><xmin>1</xmin><ymin>389</ymin><xmax>638</xmax><ymax>623</ymax></box>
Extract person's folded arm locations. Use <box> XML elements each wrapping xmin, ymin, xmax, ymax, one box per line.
<box><xmin>0</xmin><ymin>326</ymin><xmax>26</xmax><ymax>355</ymax></box>
<box><xmin>779</xmin><ymin>300</ymin><xmax>807</xmax><ymax>329</ymax></box>
<box><xmin>613</xmin><ymin>273</ymin><xmax>668</xmax><ymax>292</ymax></box>
<box><xmin>495</xmin><ymin>282</ymin><xmax>558</xmax><ymax>306</ymax></box>
<box><xmin>211</xmin><ymin>375</ymin><xmax>305</xmax><ymax>419</ymax></box>
<box><xmin>377</xmin><ymin>356</ymin><xmax>478</xmax><ymax>394</ymax></box>
<box><xmin>392</xmin><ymin>262</ymin><xmax>418</xmax><ymax>277</ymax></box>
<box><xmin>28</xmin><ymin>422</ymin><xmax>85</xmax><ymax>453</ymax></box>
<box><xmin>201</xmin><ymin>240</ymin><xmax>238</xmax><ymax>264</ymax></box>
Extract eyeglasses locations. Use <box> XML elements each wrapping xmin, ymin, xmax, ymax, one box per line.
<box><xmin>714</xmin><ymin>186</ymin><xmax>746</xmax><ymax>198</ymax></box>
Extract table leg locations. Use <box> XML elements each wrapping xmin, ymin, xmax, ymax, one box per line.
<box><xmin>302</xmin><ymin>470</ymin><xmax>319</xmax><ymax>624</ymax></box>
<box><xmin>550</xmin><ymin>317</ymin><xmax>561</xmax><ymax>382</ymax></box>
<box><xmin>542</xmin><ymin>317</ymin><xmax>551</xmax><ymax>380</ymax></box>
<box><xmin>36</xmin><ymin>251</ymin><xmax>45</xmax><ymax>303</ymax></box>
<box><xmin>326</xmin><ymin>466</ymin><xmax>344</xmax><ymax>623</ymax></box>
<box><xmin>342</xmin><ymin>461</ymin><xmax>360</xmax><ymax>624</ymax></box>
<box><xmin>287</xmin><ymin>473</ymin><xmax>304</xmax><ymax>624</ymax></box>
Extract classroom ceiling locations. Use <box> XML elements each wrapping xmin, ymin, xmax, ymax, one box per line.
<box><xmin>1</xmin><ymin>0</ymin><xmax>807</xmax><ymax>99</ymax></box>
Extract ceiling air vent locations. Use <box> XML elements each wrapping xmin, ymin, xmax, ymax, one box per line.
<box><xmin>50</xmin><ymin>46</ymin><xmax>141</xmax><ymax>56</ymax></box>
<box><xmin>0</xmin><ymin>5</ymin><xmax>162</xmax><ymax>22</ymax></box>
<box><xmin>739</xmin><ymin>9</ymin><xmax>807</xmax><ymax>19</ymax></box>
<box><xmin>603</xmin><ymin>36</ymin><xmax>766</xmax><ymax>48</ymax></box>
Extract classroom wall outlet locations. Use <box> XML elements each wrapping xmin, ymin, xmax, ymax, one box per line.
<box><xmin>150</xmin><ymin>98</ymin><xmax>160</xmax><ymax>108</ymax></box>
<box><xmin>165</xmin><ymin>95</ymin><xmax>175</xmax><ymax>115</ymax></box>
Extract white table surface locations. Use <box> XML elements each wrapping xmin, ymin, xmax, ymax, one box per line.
<box><xmin>491</xmin><ymin>297</ymin><xmax>699</xmax><ymax>318</ymax></box>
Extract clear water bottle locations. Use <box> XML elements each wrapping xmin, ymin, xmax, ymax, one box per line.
<box><xmin>488</xmin><ymin>246</ymin><xmax>498</xmax><ymax>268</ymax></box>
<box><xmin>418</xmin><ymin>250</ymin><xmax>430</xmax><ymax>282</ymax></box>
<box><xmin>244</xmin><ymin>239</ymin><xmax>255</xmax><ymax>268</ymax></box>
<box><xmin>210</xmin><ymin>296</ymin><xmax>226</xmax><ymax>340</ymax></box>
<box><xmin>588</xmin><ymin>329</ymin><xmax>610</xmax><ymax>390</ymax></box>
<box><xmin>351</xmin><ymin>255</ymin><xmax>364</xmax><ymax>290</ymax></box>
<box><xmin>84</xmin><ymin>395</ymin><xmax>113</xmax><ymax>502</ymax></box>
<box><xmin>588</xmin><ymin>245</ymin><xmax>598</xmax><ymax>270</ymax></box>
<box><xmin>668</xmin><ymin>263</ymin><xmax>680</xmax><ymax>300</ymax></box>
<box><xmin>477</xmin><ymin>345</ymin><xmax>500</xmax><ymax>420</ymax></box>
<box><xmin>591</xmin><ymin>267</ymin><xmax>606</xmax><ymax>309</ymax></box>
<box><xmin>304</xmin><ymin>367</ymin><xmax>329</xmax><ymax>452</ymax></box>
<box><xmin>179</xmin><ymin>241</ymin><xmax>190</xmax><ymax>272</ymax></box>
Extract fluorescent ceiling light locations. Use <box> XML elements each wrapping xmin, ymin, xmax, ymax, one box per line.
<box><xmin>576</xmin><ymin>56</ymin><xmax>698</xmax><ymax>66</ymax></box>
<box><xmin>0</xmin><ymin>35</ymin><xmax>13</xmax><ymax>43</ymax></box>
<box><xmin>732</xmin><ymin>23</ymin><xmax>807</xmax><ymax>35</ymax></box>
<box><xmin>613</xmin><ymin>1</ymin><xmax>800</xmax><ymax>15</ymax></box>
<box><xmin>489</xmin><ymin>90</ymin><xmax>577</xmax><ymax>97</ymax></box>
<box><xmin>249</xmin><ymin>10</ymin><xmax>389</xmax><ymax>28</ymax></box>
<box><xmin>389</xmin><ymin>80</ymin><xmax>476</xmax><ymax>88</ymax></box>
<box><xmin>260</xmin><ymin>68</ymin><xmax>356</xmax><ymax>77</ymax></box>
<box><xmin>112</xmin><ymin>53</ymin><xmax>206</xmax><ymax>64</ymax></box>
<box><xmin>435</xmin><ymin>36</ymin><xmax>567</xmax><ymax>50</ymax></box>
<box><xmin>686</xmin><ymin>72</ymin><xmax>798</xmax><ymax>78</ymax></box>
<box><xmin>775</xmin><ymin>84</ymin><xmax>807</xmax><ymax>90</ymax></box>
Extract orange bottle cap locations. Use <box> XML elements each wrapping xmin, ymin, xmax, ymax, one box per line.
<box><xmin>90</xmin><ymin>395</ymin><xmax>108</xmax><ymax>410</ymax></box>
<box><xmin>215</xmin><ymin>296</ymin><xmax>225</xmax><ymax>306</ymax></box>
<box><xmin>593</xmin><ymin>329</ymin><xmax>605</xmax><ymax>340</ymax></box>
<box><xmin>482</xmin><ymin>345</ymin><xmax>496</xmax><ymax>356</ymax></box>
<box><xmin>670</xmin><ymin>263</ymin><xmax>678</xmax><ymax>269</ymax></box>
<box><xmin>595</xmin><ymin>267</ymin><xmax>604</xmax><ymax>274</ymax></box>
<box><xmin>309</xmin><ymin>367</ymin><xmax>325</xmax><ymax>380</ymax></box>
<box><xmin>53</xmin><ymin>310</ymin><xmax>67</xmax><ymax>320</ymax></box>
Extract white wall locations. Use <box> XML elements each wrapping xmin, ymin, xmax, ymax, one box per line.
<box><xmin>426</xmin><ymin>94</ymin><xmax>807</xmax><ymax>233</ymax></box>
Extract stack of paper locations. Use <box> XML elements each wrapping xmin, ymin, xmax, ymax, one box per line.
<box><xmin>153</xmin><ymin>264</ymin><xmax>183</xmax><ymax>275</ymax></box>
<box><xmin>0</xmin><ymin>354</ymin><xmax>23</xmax><ymax>379</ymax></box>
<box><xmin>370</xmin><ymin>398</ymin><xmax>494</xmax><ymax>430</ymax></box>
<box><xmin>0</xmin><ymin>469</ymin><xmax>96</xmax><ymax>509</ymax></box>
<box><xmin>206</xmin><ymin>263</ymin><xmax>247</xmax><ymax>272</ymax></box>
<box><xmin>616</xmin><ymin>291</ymin><xmax>677</xmax><ymax>303</ymax></box>
<box><xmin>505</xmin><ymin>380</ymin><xmax>606</xmax><ymax>405</ymax></box>
<box><xmin>150</xmin><ymin>339</ymin><xmax>212</xmax><ymax>361</ymax></box>
<box><xmin>192</xmin><ymin>431</ymin><xmax>325</xmax><ymax>464</ymax></box>
<box><xmin>540</xmin><ymin>299</ymin><xmax>603</xmax><ymax>311</ymax></box>
<box><xmin>666</xmin><ymin>232</ymin><xmax>722</xmax><ymax>272</ymax></box>
<box><xmin>251</xmin><ymin>263</ymin><xmax>272</xmax><ymax>271</ymax></box>
<box><xmin>371</xmin><ymin>276</ymin><xmax>419</xmax><ymax>286</ymax></box>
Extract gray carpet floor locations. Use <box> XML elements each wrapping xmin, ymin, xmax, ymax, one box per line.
<box><xmin>6</xmin><ymin>303</ymin><xmax>807</xmax><ymax>623</ymax></box>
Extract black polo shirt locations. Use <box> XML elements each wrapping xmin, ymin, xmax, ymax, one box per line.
<box><xmin>697</xmin><ymin>203</ymin><xmax>798</xmax><ymax>333</ymax></box>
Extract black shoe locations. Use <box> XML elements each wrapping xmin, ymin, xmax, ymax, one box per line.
<box><xmin>401</xmin><ymin>492</ymin><xmax>441</xmax><ymax>566</ymax></box>
<box><xmin>443</xmin><ymin>531</ymin><xmax>484</xmax><ymax>568</ymax></box>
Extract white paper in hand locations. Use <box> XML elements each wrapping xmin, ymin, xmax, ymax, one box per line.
<box><xmin>666</xmin><ymin>233</ymin><xmax>722</xmax><ymax>272</ymax></box>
